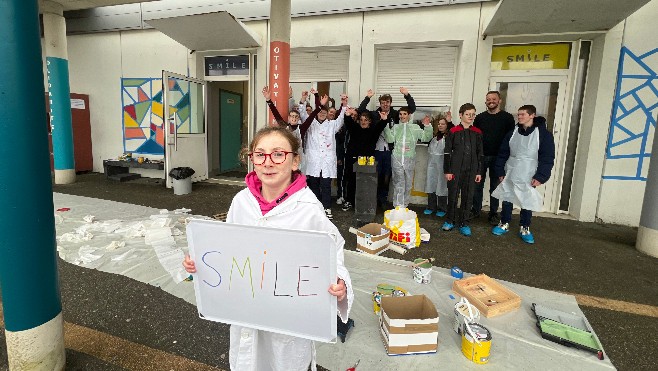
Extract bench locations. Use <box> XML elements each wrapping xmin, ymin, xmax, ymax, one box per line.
<box><xmin>103</xmin><ymin>159</ymin><xmax>164</xmax><ymax>182</ymax></box>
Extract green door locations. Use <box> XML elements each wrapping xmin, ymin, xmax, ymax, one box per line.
<box><xmin>220</xmin><ymin>90</ymin><xmax>242</xmax><ymax>172</ymax></box>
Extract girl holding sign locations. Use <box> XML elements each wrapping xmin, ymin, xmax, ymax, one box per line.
<box><xmin>183</xmin><ymin>126</ymin><xmax>353</xmax><ymax>371</ymax></box>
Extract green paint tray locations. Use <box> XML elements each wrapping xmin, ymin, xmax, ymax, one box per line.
<box><xmin>532</xmin><ymin>303</ymin><xmax>604</xmax><ymax>360</ymax></box>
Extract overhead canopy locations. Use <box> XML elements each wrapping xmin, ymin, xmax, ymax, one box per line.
<box><xmin>145</xmin><ymin>11</ymin><xmax>262</xmax><ymax>51</ymax></box>
<box><xmin>484</xmin><ymin>0</ymin><xmax>652</xmax><ymax>37</ymax></box>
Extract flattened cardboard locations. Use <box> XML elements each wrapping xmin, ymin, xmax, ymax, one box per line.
<box><xmin>379</xmin><ymin>295</ymin><xmax>439</xmax><ymax>355</ymax></box>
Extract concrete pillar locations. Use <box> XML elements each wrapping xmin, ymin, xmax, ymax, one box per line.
<box><xmin>0</xmin><ymin>0</ymin><xmax>66</xmax><ymax>370</ymax></box>
<box><xmin>268</xmin><ymin>0</ymin><xmax>291</xmax><ymax>123</ymax></box>
<box><xmin>43</xmin><ymin>0</ymin><xmax>76</xmax><ymax>184</ymax></box>
<box><xmin>636</xmin><ymin>117</ymin><xmax>658</xmax><ymax>257</ymax></box>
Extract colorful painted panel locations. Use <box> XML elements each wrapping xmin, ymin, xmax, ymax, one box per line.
<box><xmin>121</xmin><ymin>78</ymin><xmax>191</xmax><ymax>155</ymax></box>
<box><xmin>605</xmin><ymin>47</ymin><xmax>658</xmax><ymax>181</ymax></box>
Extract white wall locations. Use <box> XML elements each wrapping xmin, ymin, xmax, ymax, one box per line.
<box><xmin>53</xmin><ymin>29</ymin><xmax>190</xmax><ymax>174</ymax></box>
<box><xmin>595</xmin><ymin>0</ymin><xmax>658</xmax><ymax>225</ymax></box>
<box><xmin>65</xmin><ymin>33</ymin><xmax>123</xmax><ymax>174</ymax></box>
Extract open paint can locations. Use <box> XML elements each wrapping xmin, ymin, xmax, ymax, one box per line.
<box><xmin>453</xmin><ymin>297</ymin><xmax>480</xmax><ymax>334</ymax></box>
<box><xmin>412</xmin><ymin>259</ymin><xmax>432</xmax><ymax>284</ymax></box>
<box><xmin>461</xmin><ymin>322</ymin><xmax>492</xmax><ymax>364</ymax></box>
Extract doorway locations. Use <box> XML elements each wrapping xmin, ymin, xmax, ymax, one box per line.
<box><xmin>489</xmin><ymin>76</ymin><xmax>568</xmax><ymax>213</ymax></box>
<box><xmin>207</xmin><ymin>81</ymin><xmax>249</xmax><ymax>179</ymax></box>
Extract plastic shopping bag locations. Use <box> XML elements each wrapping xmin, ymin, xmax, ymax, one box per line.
<box><xmin>384</xmin><ymin>207</ymin><xmax>421</xmax><ymax>248</ymax></box>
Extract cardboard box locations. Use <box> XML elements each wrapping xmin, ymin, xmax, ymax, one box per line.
<box><xmin>379</xmin><ymin>295</ymin><xmax>439</xmax><ymax>355</ymax></box>
<box><xmin>349</xmin><ymin>223</ymin><xmax>390</xmax><ymax>255</ymax></box>
<box><xmin>452</xmin><ymin>274</ymin><xmax>521</xmax><ymax>318</ymax></box>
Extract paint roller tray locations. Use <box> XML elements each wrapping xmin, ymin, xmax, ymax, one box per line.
<box><xmin>532</xmin><ymin>303</ymin><xmax>604</xmax><ymax>360</ymax></box>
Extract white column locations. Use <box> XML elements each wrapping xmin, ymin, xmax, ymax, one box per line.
<box><xmin>636</xmin><ymin>114</ymin><xmax>658</xmax><ymax>257</ymax></box>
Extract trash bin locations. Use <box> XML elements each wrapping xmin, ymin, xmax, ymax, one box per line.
<box><xmin>169</xmin><ymin>167</ymin><xmax>195</xmax><ymax>195</ymax></box>
<box><xmin>353</xmin><ymin>161</ymin><xmax>378</xmax><ymax>225</ymax></box>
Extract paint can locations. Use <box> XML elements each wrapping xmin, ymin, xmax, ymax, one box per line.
<box><xmin>412</xmin><ymin>258</ymin><xmax>432</xmax><ymax>284</ymax></box>
<box><xmin>453</xmin><ymin>297</ymin><xmax>480</xmax><ymax>334</ymax></box>
<box><xmin>461</xmin><ymin>322</ymin><xmax>492</xmax><ymax>364</ymax></box>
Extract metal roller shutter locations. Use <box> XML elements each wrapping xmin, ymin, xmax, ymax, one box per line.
<box><xmin>375</xmin><ymin>46</ymin><xmax>457</xmax><ymax>107</ymax></box>
<box><xmin>290</xmin><ymin>48</ymin><xmax>349</xmax><ymax>82</ymax></box>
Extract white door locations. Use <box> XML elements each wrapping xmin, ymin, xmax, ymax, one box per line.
<box><xmin>163</xmin><ymin>71</ymin><xmax>208</xmax><ymax>188</ymax></box>
<box><xmin>489</xmin><ymin>76</ymin><xmax>568</xmax><ymax>213</ymax></box>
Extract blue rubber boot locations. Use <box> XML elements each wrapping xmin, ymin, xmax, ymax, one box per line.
<box><xmin>442</xmin><ymin>222</ymin><xmax>454</xmax><ymax>231</ymax></box>
<box><xmin>459</xmin><ymin>225</ymin><xmax>472</xmax><ymax>236</ymax></box>
<box><xmin>492</xmin><ymin>222</ymin><xmax>510</xmax><ymax>236</ymax></box>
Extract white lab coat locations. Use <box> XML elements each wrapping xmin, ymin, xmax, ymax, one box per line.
<box><xmin>226</xmin><ymin>186</ymin><xmax>353</xmax><ymax>371</ymax></box>
<box><xmin>304</xmin><ymin>108</ymin><xmax>346</xmax><ymax>178</ymax></box>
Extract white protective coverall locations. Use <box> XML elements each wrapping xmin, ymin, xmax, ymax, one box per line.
<box><xmin>491</xmin><ymin>127</ymin><xmax>543</xmax><ymax>211</ymax></box>
<box><xmin>226</xmin><ymin>187</ymin><xmax>353</xmax><ymax>371</ymax></box>
<box><xmin>384</xmin><ymin>117</ymin><xmax>433</xmax><ymax>207</ymax></box>
<box><xmin>425</xmin><ymin>136</ymin><xmax>448</xmax><ymax>196</ymax></box>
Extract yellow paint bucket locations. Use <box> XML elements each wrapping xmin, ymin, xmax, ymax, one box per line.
<box><xmin>461</xmin><ymin>322</ymin><xmax>492</xmax><ymax>364</ymax></box>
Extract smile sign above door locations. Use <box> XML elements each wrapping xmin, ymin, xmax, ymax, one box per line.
<box><xmin>491</xmin><ymin>43</ymin><xmax>571</xmax><ymax>70</ymax></box>
<box><xmin>205</xmin><ymin>55</ymin><xmax>249</xmax><ymax>77</ymax></box>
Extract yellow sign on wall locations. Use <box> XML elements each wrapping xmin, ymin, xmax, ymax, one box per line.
<box><xmin>491</xmin><ymin>43</ymin><xmax>571</xmax><ymax>70</ymax></box>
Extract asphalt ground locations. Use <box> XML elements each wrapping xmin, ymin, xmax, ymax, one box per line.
<box><xmin>2</xmin><ymin>172</ymin><xmax>657</xmax><ymax>370</ymax></box>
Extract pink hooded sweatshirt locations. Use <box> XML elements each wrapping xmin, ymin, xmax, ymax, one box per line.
<box><xmin>245</xmin><ymin>170</ymin><xmax>308</xmax><ymax>215</ymax></box>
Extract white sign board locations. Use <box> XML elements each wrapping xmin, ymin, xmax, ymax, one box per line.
<box><xmin>186</xmin><ymin>219</ymin><xmax>338</xmax><ymax>342</ymax></box>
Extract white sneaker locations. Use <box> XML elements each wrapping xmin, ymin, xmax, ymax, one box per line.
<box><xmin>325</xmin><ymin>209</ymin><xmax>333</xmax><ymax>220</ymax></box>
<box><xmin>336</xmin><ymin>197</ymin><xmax>345</xmax><ymax>205</ymax></box>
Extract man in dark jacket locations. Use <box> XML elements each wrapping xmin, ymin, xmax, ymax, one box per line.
<box><xmin>473</xmin><ymin>91</ymin><xmax>516</xmax><ymax>225</ymax></box>
<box><xmin>443</xmin><ymin>103</ymin><xmax>484</xmax><ymax>237</ymax></box>
<box><xmin>358</xmin><ymin>87</ymin><xmax>416</xmax><ymax>208</ymax></box>
<box><xmin>491</xmin><ymin>105</ymin><xmax>555</xmax><ymax>244</ymax></box>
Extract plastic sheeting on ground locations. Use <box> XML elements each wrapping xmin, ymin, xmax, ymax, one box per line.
<box><xmin>52</xmin><ymin>193</ymin><xmax>614</xmax><ymax>371</ymax></box>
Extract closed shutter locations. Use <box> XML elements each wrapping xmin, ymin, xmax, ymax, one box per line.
<box><xmin>375</xmin><ymin>46</ymin><xmax>457</xmax><ymax>107</ymax></box>
<box><xmin>290</xmin><ymin>48</ymin><xmax>349</xmax><ymax>82</ymax></box>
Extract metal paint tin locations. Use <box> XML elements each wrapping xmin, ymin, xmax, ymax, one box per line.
<box><xmin>461</xmin><ymin>322</ymin><xmax>492</xmax><ymax>364</ymax></box>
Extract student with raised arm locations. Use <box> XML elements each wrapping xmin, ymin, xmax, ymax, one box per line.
<box><xmin>183</xmin><ymin>126</ymin><xmax>353</xmax><ymax>371</ymax></box>
<box><xmin>358</xmin><ymin>87</ymin><xmax>417</xmax><ymax>208</ymax></box>
<box><xmin>263</xmin><ymin>86</ymin><xmax>326</xmax><ymax>174</ymax></box>
<box><xmin>304</xmin><ymin>93</ymin><xmax>348</xmax><ymax>220</ymax></box>
<box><xmin>340</xmin><ymin>108</ymin><xmax>389</xmax><ymax>212</ymax></box>
<box><xmin>383</xmin><ymin>107</ymin><xmax>433</xmax><ymax>208</ymax></box>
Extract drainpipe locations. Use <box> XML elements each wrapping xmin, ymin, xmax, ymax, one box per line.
<box><xmin>636</xmin><ymin>115</ymin><xmax>658</xmax><ymax>257</ymax></box>
<box><xmin>268</xmin><ymin>0</ymin><xmax>292</xmax><ymax>124</ymax></box>
<box><xmin>0</xmin><ymin>0</ymin><xmax>66</xmax><ymax>369</ymax></box>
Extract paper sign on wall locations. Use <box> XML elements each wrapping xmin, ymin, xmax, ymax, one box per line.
<box><xmin>186</xmin><ymin>219</ymin><xmax>338</xmax><ymax>343</ymax></box>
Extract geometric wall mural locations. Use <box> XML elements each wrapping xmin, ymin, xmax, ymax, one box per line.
<box><xmin>121</xmin><ymin>77</ymin><xmax>190</xmax><ymax>155</ymax></box>
<box><xmin>604</xmin><ymin>46</ymin><xmax>658</xmax><ymax>181</ymax></box>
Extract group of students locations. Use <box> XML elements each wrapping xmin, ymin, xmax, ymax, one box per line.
<box><xmin>260</xmin><ymin>87</ymin><xmax>556</xmax><ymax>244</ymax></box>
<box><xmin>180</xmin><ymin>88</ymin><xmax>555</xmax><ymax>370</ymax></box>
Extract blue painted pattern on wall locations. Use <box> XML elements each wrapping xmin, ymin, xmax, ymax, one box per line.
<box><xmin>605</xmin><ymin>46</ymin><xmax>658</xmax><ymax>181</ymax></box>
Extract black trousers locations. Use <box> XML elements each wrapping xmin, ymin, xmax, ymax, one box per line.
<box><xmin>343</xmin><ymin>157</ymin><xmax>357</xmax><ymax>204</ymax></box>
<box><xmin>447</xmin><ymin>171</ymin><xmax>477</xmax><ymax>226</ymax></box>
<box><xmin>427</xmin><ymin>193</ymin><xmax>448</xmax><ymax>212</ymax></box>
<box><xmin>307</xmin><ymin>174</ymin><xmax>332</xmax><ymax>209</ymax></box>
